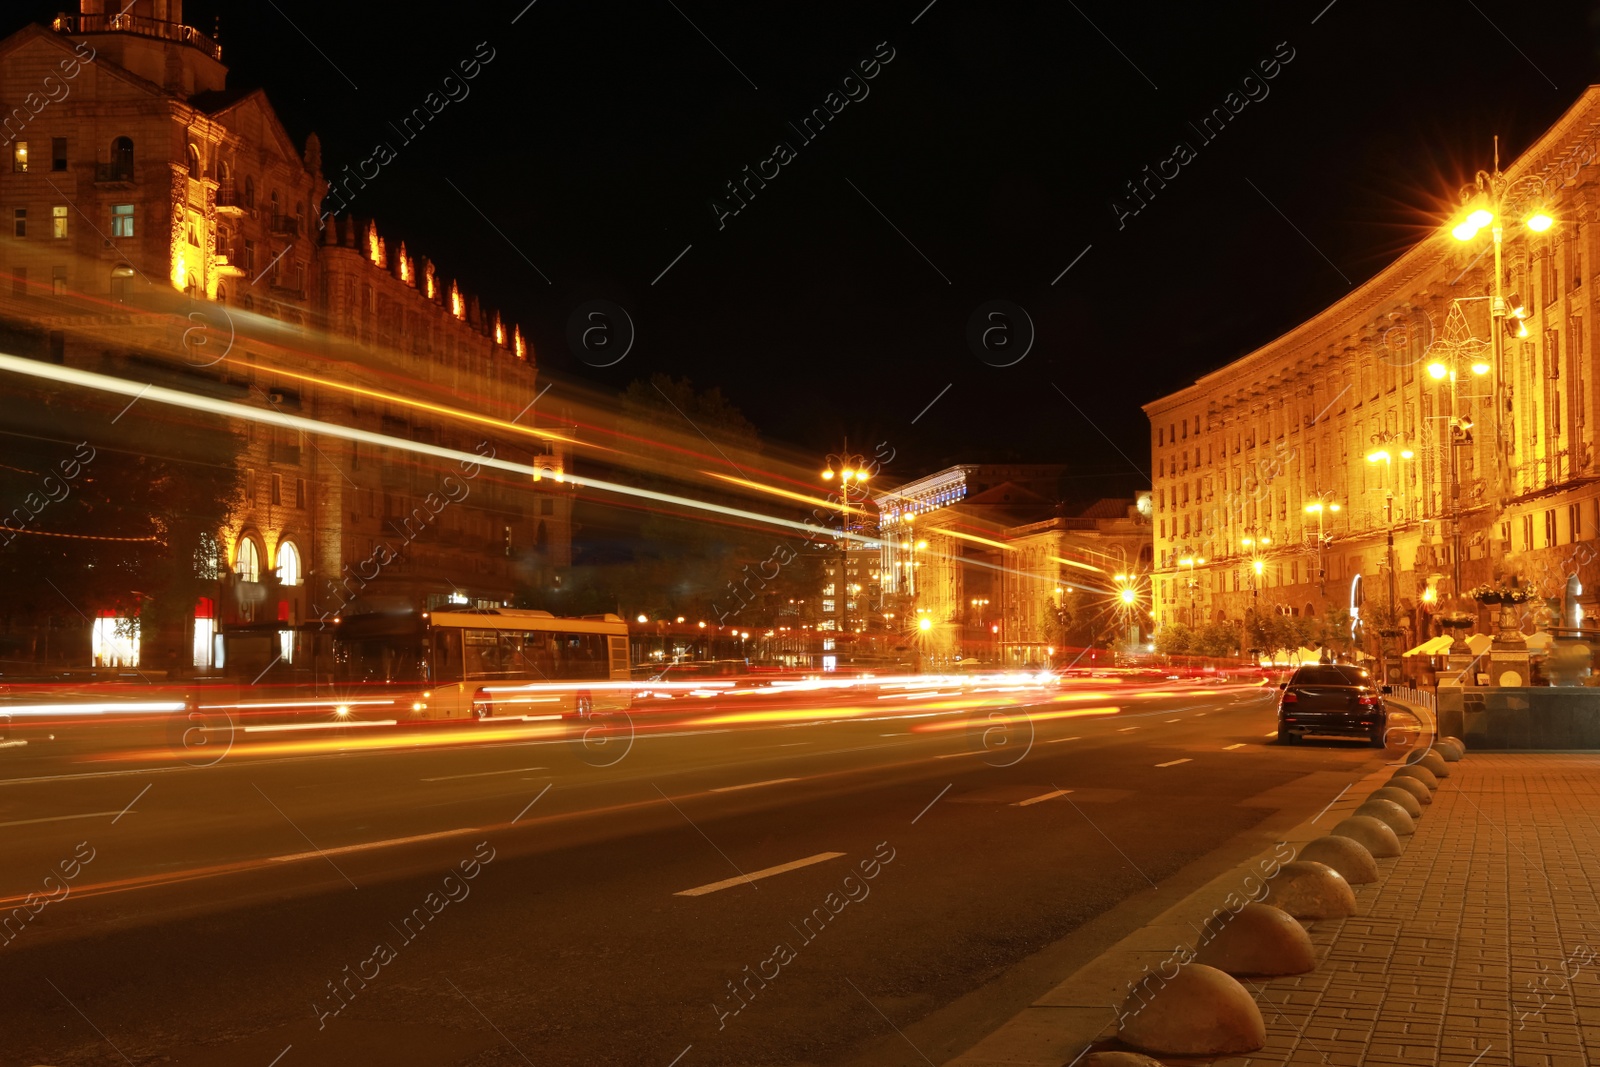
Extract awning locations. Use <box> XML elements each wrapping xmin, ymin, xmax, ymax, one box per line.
<box><xmin>1526</xmin><ymin>631</ymin><xmax>1554</xmax><ymax>650</ymax></box>
<box><xmin>1403</xmin><ymin>635</ymin><xmax>1453</xmax><ymax>657</ymax></box>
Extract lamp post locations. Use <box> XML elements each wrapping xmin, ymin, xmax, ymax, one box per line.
<box><xmin>1304</xmin><ymin>494</ymin><xmax>1342</xmax><ymax>596</ymax></box>
<box><xmin>969</xmin><ymin>597</ymin><xmax>990</xmax><ymax>660</ymax></box>
<box><xmin>820</xmin><ymin>450</ymin><xmax>869</xmax><ymax>643</ymax></box>
<box><xmin>1177</xmin><ymin>553</ymin><xmax>1205</xmax><ymax>629</ymax></box>
<box><xmin>1422</xmin><ymin>357</ymin><xmax>1490</xmax><ymax>603</ymax></box>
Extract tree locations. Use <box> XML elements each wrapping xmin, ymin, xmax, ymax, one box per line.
<box><xmin>1154</xmin><ymin>622</ymin><xmax>1194</xmax><ymax>656</ymax></box>
<box><xmin>1318</xmin><ymin>606</ymin><xmax>1353</xmax><ymax>655</ymax></box>
<box><xmin>1194</xmin><ymin>620</ymin><xmax>1239</xmax><ymax>658</ymax></box>
<box><xmin>0</xmin><ymin>378</ymin><xmax>243</xmax><ymax>669</ymax></box>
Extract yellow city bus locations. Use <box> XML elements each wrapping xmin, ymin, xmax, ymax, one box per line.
<box><xmin>331</xmin><ymin>609</ymin><xmax>632</xmax><ymax>722</ymax></box>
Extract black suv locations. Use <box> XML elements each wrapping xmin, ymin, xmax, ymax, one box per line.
<box><xmin>1276</xmin><ymin>664</ymin><xmax>1390</xmax><ymax>747</ymax></box>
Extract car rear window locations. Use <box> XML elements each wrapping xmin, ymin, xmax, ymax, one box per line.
<box><xmin>1291</xmin><ymin>666</ymin><xmax>1356</xmax><ymax>686</ymax></box>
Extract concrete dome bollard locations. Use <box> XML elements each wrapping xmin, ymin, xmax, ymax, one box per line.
<box><xmin>1331</xmin><ymin>814</ymin><xmax>1402</xmax><ymax>858</ymax></box>
<box><xmin>1262</xmin><ymin>860</ymin><xmax>1357</xmax><ymax>919</ymax></box>
<box><xmin>1391</xmin><ymin>764</ymin><xmax>1439</xmax><ymax>791</ymax></box>
<box><xmin>1384</xmin><ymin>775</ymin><xmax>1432</xmax><ymax>805</ymax></box>
<box><xmin>1117</xmin><ymin>963</ymin><xmax>1266</xmax><ymax>1056</ymax></box>
<box><xmin>1194</xmin><ymin>902</ymin><xmax>1316</xmax><ymax>976</ymax></box>
<box><xmin>1353</xmin><ymin>798</ymin><xmax>1416</xmax><ymax>835</ymax></box>
<box><xmin>1083</xmin><ymin>1053</ymin><xmax>1168</xmax><ymax>1067</ymax></box>
<box><xmin>1405</xmin><ymin>749</ymin><xmax>1450</xmax><ymax>778</ymax></box>
<box><xmin>1368</xmin><ymin>786</ymin><xmax>1423</xmax><ymax>818</ymax></box>
<box><xmin>1445</xmin><ymin>734</ymin><xmax>1467</xmax><ymax>753</ymax></box>
<box><xmin>1435</xmin><ymin>738</ymin><xmax>1464</xmax><ymax>762</ymax></box>
<box><xmin>1297</xmin><ymin>834</ymin><xmax>1379</xmax><ymax>884</ymax></box>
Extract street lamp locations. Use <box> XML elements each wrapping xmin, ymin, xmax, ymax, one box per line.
<box><xmin>1421</xmin><ymin>353</ymin><xmax>1491</xmax><ymax>603</ymax></box>
<box><xmin>1177</xmin><ymin>553</ymin><xmax>1205</xmax><ymax>629</ymax></box>
<box><xmin>821</xmin><ymin>449</ymin><xmax>870</xmax><ymax>641</ymax></box>
<box><xmin>1303</xmin><ymin>494</ymin><xmax>1342</xmax><ymax>595</ymax></box>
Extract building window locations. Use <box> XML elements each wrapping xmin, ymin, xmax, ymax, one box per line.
<box><xmin>13</xmin><ymin>208</ymin><xmax>25</xmax><ymax>238</ymax></box>
<box><xmin>276</xmin><ymin>541</ymin><xmax>301</xmax><ymax>586</ymax></box>
<box><xmin>540</xmin><ymin>498</ymin><xmax>553</xmax><ymax>515</ymax></box>
<box><xmin>186</xmin><ymin>143</ymin><xmax>202</xmax><ymax>179</ymax></box>
<box><xmin>52</xmin><ymin>205</ymin><xmax>68</xmax><ymax>239</ymax></box>
<box><xmin>271</xmin><ymin>473</ymin><xmax>283</xmax><ymax>505</ymax></box>
<box><xmin>295</xmin><ymin>477</ymin><xmax>306</xmax><ymax>509</ymax></box>
<box><xmin>1546</xmin><ymin>509</ymin><xmax>1557</xmax><ymax>548</ymax></box>
<box><xmin>12</xmin><ymin>141</ymin><xmax>27</xmax><ymax>172</ymax></box>
<box><xmin>1523</xmin><ymin>513</ymin><xmax>1534</xmax><ymax>552</ymax></box>
<box><xmin>112</xmin><ymin>204</ymin><xmax>134</xmax><ymax>238</ymax></box>
<box><xmin>822</xmin><ymin>599</ymin><xmax>836</xmax><ymax>613</ymax></box>
<box><xmin>235</xmin><ymin>538</ymin><xmax>261</xmax><ymax>583</ymax></box>
<box><xmin>52</xmin><ymin>265</ymin><xmax>66</xmax><ymax>295</ymax></box>
<box><xmin>1569</xmin><ymin>503</ymin><xmax>1582</xmax><ymax>543</ymax></box>
<box><xmin>108</xmin><ymin>136</ymin><xmax>133</xmax><ymax>181</ymax></box>
<box><xmin>51</xmin><ymin>137</ymin><xmax>66</xmax><ymax>172</ymax></box>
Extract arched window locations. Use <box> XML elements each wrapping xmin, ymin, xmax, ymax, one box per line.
<box><xmin>186</xmin><ymin>143</ymin><xmax>201</xmax><ymax>179</ymax></box>
<box><xmin>109</xmin><ymin>136</ymin><xmax>133</xmax><ymax>180</ymax></box>
<box><xmin>235</xmin><ymin>537</ymin><xmax>261</xmax><ymax>583</ymax></box>
<box><xmin>276</xmin><ymin>541</ymin><xmax>301</xmax><ymax>586</ymax></box>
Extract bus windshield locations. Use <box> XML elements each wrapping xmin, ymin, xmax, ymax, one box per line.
<box><xmin>336</xmin><ymin>636</ymin><xmax>428</xmax><ymax>684</ymax></box>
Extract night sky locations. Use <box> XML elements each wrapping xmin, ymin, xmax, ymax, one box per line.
<box><xmin>14</xmin><ymin>1</ymin><xmax>1600</xmax><ymax>500</ymax></box>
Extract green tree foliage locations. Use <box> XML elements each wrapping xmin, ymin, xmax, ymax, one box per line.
<box><xmin>1154</xmin><ymin>622</ymin><xmax>1194</xmax><ymax>656</ymax></box>
<box><xmin>1194</xmin><ymin>620</ymin><xmax>1239</xmax><ymax>657</ymax></box>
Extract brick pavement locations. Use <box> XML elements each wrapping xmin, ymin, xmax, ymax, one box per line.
<box><xmin>1207</xmin><ymin>754</ymin><xmax>1600</xmax><ymax>1067</ymax></box>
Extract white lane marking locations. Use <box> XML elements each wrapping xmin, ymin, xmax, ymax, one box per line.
<box><xmin>1118</xmin><ymin>727</ymin><xmax>1140</xmax><ymax>732</ymax></box>
<box><xmin>1046</xmin><ymin>736</ymin><xmax>1081</xmax><ymax>743</ymax></box>
<box><xmin>1013</xmin><ymin>788</ymin><xmax>1073</xmax><ymax>807</ymax></box>
<box><xmin>0</xmin><ymin>740</ymin><xmax>28</xmax><ymax>749</ymax></box>
<box><xmin>675</xmin><ymin>851</ymin><xmax>845</xmax><ymax>897</ymax></box>
<box><xmin>267</xmin><ymin>827</ymin><xmax>480</xmax><ymax>863</ymax></box>
<box><xmin>0</xmin><ymin>810</ymin><xmax>122</xmax><ymax>828</ymax></box>
<box><xmin>879</xmin><ymin>732</ymin><xmax>907</xmax><ymax>736</ymax></box>
<box><xmin>422</xmin><ymin>766</ymin><xmax>547</xmax><ymax>782</ymax></box>
<box><xmin>1265</xmin><ymin>731</ymin><xmax>1279</xmax><ymax>738</ymax></box>
<box><xmin>1155</xmin><ymin>758</ymin><xmax>1192</xmax><ymax>768</ymax></box>
<box><xmin>936</xmin><ymin>751</ymin><xmax>978</xmax><ymax>759</ymax></box>
<box><xmin>1223</xmin><ymin>743</ymin><xmax>1246</xmax><ymax>750</ymax></box>
<box><xmin>1165</xmin><ymin>718</ymin><xmax>1181</xmax><ymax>723</ymax></box>
<box><xmin>711</xmin><ymin>777</ymin><xmax>799</xmax><ymax>793</ymax></box>
<box><xmin>780</xmin><ymin>742</ymin><xmax>810</xmax><ymax>747</ymax></box>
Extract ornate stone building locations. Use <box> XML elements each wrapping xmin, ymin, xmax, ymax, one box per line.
<box><xmin>0</xmin><ymin>2</ymin><xmax>570</xmax><ymax>673</ymax></box>
<box><xmin>1145</xmin><ymin>87</ymin><xmax>1600</xmax><ymax>650</ymax></box>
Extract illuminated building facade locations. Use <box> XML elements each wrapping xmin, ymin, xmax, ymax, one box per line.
<box><xmin>1145</xmin><ymin>87</ymin><xmax>1600</xmax><ymax>648</ymax></box>
<box><xmin>0</xmin><ymin>3</ymin><xmax>569</xmax><ymax>673</ymax></box>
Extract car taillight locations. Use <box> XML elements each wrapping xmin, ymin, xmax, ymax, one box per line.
<box><xmin>1280</xmin><ymin>691</ymin><xmax>1298</xmax><ymax>703</ymax></box>
<box><xmin>1358</xmin><ymin>694</ymin><xmax>1381</xmax><ymax>706</ymax></box>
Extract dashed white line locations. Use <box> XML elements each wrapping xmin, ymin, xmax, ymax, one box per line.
<box><xmin>1118</xmin><ymin>727</ymin><xmax>1140</xmax><ymax>732</ymax></box>
<box><xmin>1165</xmin><ymin>718</ymin><xmax>1181</xmax><ymax>723</ymax></box>
<box><xmin>711</xmin><ymin>778</ymin><xmax>799</xmax><ymax>793</ymax></box>
<box><xmin>1223</xmin><ymin>743</ymin><xmax>1246</xmax><ymax>750</ymax></box>
<box><xmin>1013</xmin><ymin>788</ymin><xmax>1073</xmax><ymax>807</ymax></box>
<box><xmin>1046</xmin><ymin>736</ymin><xmax>1081</xmax><ymax>743</ymax></box>
<box><xmin>936</xmin><ymin>751</ymin><xmax>978</xmax><ymax>759</ymax></box>
<box><xmin>1265</xmin><ymin>731</ymin><xmax>1279</xmax><ymax>738</ymax></box>
<box><xmin>1155</xmin><ymin>758</ymin><xmax>1192</xmax><ymax>768</ymax></box>
<box><xmin>675</xmin><ymin>851</ymin><xmax>844</xmax><ymax>897</ymax></box>
<box><xmin>0</xmin><ymin>810</ymin><xmax>122</xmax><ymax>829</ymax></box>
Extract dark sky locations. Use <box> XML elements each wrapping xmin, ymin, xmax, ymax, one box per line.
<box><xmin>17</xmin><ymin>1</ymin><xmax>1600</xmax><ymax>499</ymax></box>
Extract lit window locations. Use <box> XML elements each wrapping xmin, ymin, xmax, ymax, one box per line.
<box><xmin>52</xmin><ymin>205</ymin><xmax>67</xmax><ymax>239</ymax></box>
<box><xmin>12</xmin><ymin>141</ymin><xmax>27</xmax><ymax>172</ymax></box>
<box><xmin>276</xmin><ymin>541</ymin><xmax>301</xmax><ymax>586</ymax></box>
<box><xmin>112</xmin><ymin>204</ymin><xmax>134</xmax><ymax>238</ymax></box>
<box><xmin>235</xmin><ymin>538</ymin><xmax>261</xmax><ymax>583</ymax></box>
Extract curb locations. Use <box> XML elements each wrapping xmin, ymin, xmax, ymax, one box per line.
<box><xmin>944</xmin><ymin>714</ymin><xmax>1449</xmax><ymax>1066</ymax></box>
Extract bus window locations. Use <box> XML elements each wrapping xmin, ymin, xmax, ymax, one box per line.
<box><xmin>431</xmin><ymin>627</ymin><xmax>463</xmax><ymax>684</ymax></box>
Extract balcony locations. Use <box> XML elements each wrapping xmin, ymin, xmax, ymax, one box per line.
<box><xmin>215</xmin><ymin>187</ymin><xmax>246</xmax><ymax>214</ymax></box>
<box><xmin>52</xmin><ymin>12</ymin><xmax>222</xmax><ymax>61</ymax></box>
<box><xmin>270</xmin><ymin>214</ymin><xmax>300</xmax><ymax>238</ymax></box>
<box><xmin>94</xmin><ymin>163</ymin><xmax>133</xmax><ymax>184</ymax></box>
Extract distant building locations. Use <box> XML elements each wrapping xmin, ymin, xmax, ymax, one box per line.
<box><xmin>0</xmin><ymin>2</ymin><xmax>570</xmax><ymax>673</ymax></box>
<box><xmin>1144</xmin><ymin>87</ymin><xmax>1600</xmax><ymax>648</ymax></box>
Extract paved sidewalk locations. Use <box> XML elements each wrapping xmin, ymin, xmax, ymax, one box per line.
<box><xmin>946</xmin><ymin>749</ymin><xmax>1600</xmax><ymax>1067</ymax></box>
<box><xmin>1211</xmin><ymin>753</ymin><xmax>1600</xmax><ymax>1067</ymax></box>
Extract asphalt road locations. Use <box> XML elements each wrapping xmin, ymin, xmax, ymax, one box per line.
<box><xmin>0</xmin><ymin>680</ymin><xmax>1419</xmax><ymax>1067</ymax></box>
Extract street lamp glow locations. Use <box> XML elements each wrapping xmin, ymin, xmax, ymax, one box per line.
<box><xmin>915</xmin><ymin>540</ymin><xmax>927</xmax><ymax>550</ymax></box>
<box><xmin>1451</xmin><ymin>221</ymin><xmax>1480</xmax><ymax>241</ymax></box>
<box><xmin>1471</xmin><ymin>360</ymin><xmax>1491</xmax><ymax>376</ymax></box>
<box><xmin>918</xmin><ymin>617</ymin><xmax>933</xmax><ymax>631</ymax></box>
<box><xmin>1400</xmin><ymin>449</ymin><xmax>1415</xmax><ymax>459</ymax></box>
<box><xmin>1329</xmin><ymin>503</ymin><xmax>1341</xmax><ymax>512</ymax></box>
<box><xmin>1466</xmin><ymin>208</ymin><xmax>1493</xmax><ymax>229</ymax></box>
<box><xmin>1253</xmin><ymin>559</ymin><xmax>1264</xmax><ymax>576</ymax></box>
<box><xmin>1120</xmin><ymin>587</ymin><xmax>1136</xmax><ymax>604</ymax></box>
<box><xmin>1367</xmin><ymin>449</ymin><xmax>1390</xmax><ymax>463</ymax></box>
<box><xmin>1527</xmin><ymin>211</ymin><xmax>1554</xmax><ymax>232</ymax></box>
<box><xmin>1427</xmin><ymin>362</ymin><xmax>1449</xmax><ymax>380</ymax></box>
<box><xmin>1178</xmin><ymin>556</ymin><xmax>1194</xmax><ymax>566</ymax></box>
<box><xmin>820</xmin><ymin>469</ymin><xmax>833</xmax><ymax>480</ymax></box>
<box><xmin>636</xmin><ymin>614</ymin><xmax>648</xmax><ymax>623</ymax></box>
<box><xmin>1304</xmin><ymin>503</ymin><xmax>1323</xmax><ymax>514</ymax></box>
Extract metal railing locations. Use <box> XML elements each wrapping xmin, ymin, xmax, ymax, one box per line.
<box><xmin>53</xmin><ymin>12</ymin><xmax>222</xmax><ymax>61</ymax></box>
<box><xmin>1389</xmin><ymin>684</ymin><xmax>1436</xmax><ymax>710</ymax></box>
